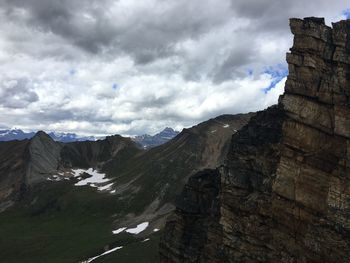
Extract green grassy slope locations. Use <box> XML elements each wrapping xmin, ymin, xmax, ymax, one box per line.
<box><xmin>0</xmin><ymin>180</ymin><xmax>159</xmax><ymax>263</ymax></box>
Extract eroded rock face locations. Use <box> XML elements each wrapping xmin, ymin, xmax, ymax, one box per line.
<box><xmin>272</xmin><ymin>17</ymin><xmax>350</xmax><ymax>263</ymax></box>
<box><xmin>26</xmin><ymin>131</ymin><xmax>62</xmax><ymax>185</ymax></box>
<box><xmin>160</xmin><ymin>106</ymin><xmax>285</xmax><ymax>262</ymax></box>
<box><xmin>160</xmin><ymin>169</ymin><xmax>222</xmax><ymax>263</ymax></box>
<box><xmin>160</xmin><ymin>17</ymin><xmax>350</xmax><ymax>262</ymax></box>
<box><xmin>0</xmin><ymin>131</ymin><xmax>62</xmax><ymax>205</ymax></box>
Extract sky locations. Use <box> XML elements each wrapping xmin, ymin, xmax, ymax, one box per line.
<box><xmin>0</xmin><ymin>0</ymin><xmax>349</xmax><ymax>136</ymax></box>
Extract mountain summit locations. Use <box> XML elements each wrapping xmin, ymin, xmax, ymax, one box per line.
<box><xmin>132</xmin><ymin>127</ymin><xmax>180</xmax><ymax>149</ymax></box>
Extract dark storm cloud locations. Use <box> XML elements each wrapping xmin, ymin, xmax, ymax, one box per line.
<box><xmin>33</xmin><ymin>105</ymin><xmax>115</xmax><ymax>124</ymax></box>
<box><xmin>35</xmin><ymin>108</ymin><xmax>74</xmax><ymax>122</ymax></box>
<box><xmin>0</xmin><ymin>0</ymin><xmax>231</xmax><ymax>64</ymax></box>
<box><xmin>212</xmin><ymin>40</ymin><xmax>256</xmax><ymax>83</ymax></box>
<box><xmin>230</xmin><ymin>0</ymin><xmax>293</xmax><ymax>20</ymax></box>
<box><xmin>1</xmin><ymin>0</ymin><xmax>116</xmax><ymax>53</ymax></box>
<box><xmin>1</xmin><ymin>0</ymin><xmax>348</xmax><ymax>67</ymax></box>
<box><xmin>0</xmin><ymin>0</ymin><xmax>308</xmax><ymax>83</ymax></box>
<box><xmin>130</xmin><ymin>95</ymin><xmax>174</xmax><ymax>111</ymax></box>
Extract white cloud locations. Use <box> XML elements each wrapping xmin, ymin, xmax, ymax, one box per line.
<box><xmin>0</xmin><ymin>0</ymin><xmax>348</xmax><ymax>135</ymax></box>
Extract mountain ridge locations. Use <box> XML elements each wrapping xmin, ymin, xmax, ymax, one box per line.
<box><xmin>0</xmin><ymin>127</ymin><xmax>180</xmax><ymax>148</ymax></box>
<box><xmin>0</xmin><ymin>112</ymin><xmax>253</xmax><ymax>262</ymax></box>
<box><xmin>0</xmin><ymin>129</ymin><xmax>99</xmax><ymax>142</ymax></box>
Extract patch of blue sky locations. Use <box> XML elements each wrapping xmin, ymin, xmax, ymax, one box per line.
<box><xmin>343</xmin><ymin>9</ymin><xmax>350</xmax><ymax>19</ymax></box>
<box><xmin>69</xmin><ymin>69</ymin><xmax>76</xmax><ymax>76</ymax></box>
<box><xmin>112</xmin><ymin>83</ymin><xmax>119</xmax><ymax>90</ymax></box>
<box><xmin>263</xmin><ymin>64</ymin><xmax>288</xmax><ymax>93</ymax></box>
<box><xmin>246</xmin><ymin>68</ymin><xmax>253</xmax><ymax>76</ymax></box>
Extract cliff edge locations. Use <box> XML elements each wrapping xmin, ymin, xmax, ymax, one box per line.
<box><xmin>160</xmin><ymin>17</ymin><xmax>350</xmax><ymax>263</ymax></box>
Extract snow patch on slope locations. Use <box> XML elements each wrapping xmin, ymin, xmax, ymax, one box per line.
<box><xmin>47</xmin><ymin>168</ymin><xmax>115</xmax><ymax>194</ymax></box>
<box><xmin>112</xmin><ymin>222</ymin><xmax>149</xmax><ymax>235</ymax></box>
<box><xmin>74</xmin><ymin>168</ymin><xmax>109</xmax><ymax>186</ymax></box>
<box><xmin>112</xmin><ymin>227</ymin><xmax>127</xmax><ymax>235</ymax></box>
<box><xmin>125</xmin><ymin>222</ymin><xmax>149</xmax><ymax>234</ymax></box>
<box><xmin>81</xmin><ymin>246</ymin><xmax>123</xmax><ymax>263</ymax></box>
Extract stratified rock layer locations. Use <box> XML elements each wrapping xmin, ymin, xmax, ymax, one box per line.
<box><xmin>160</xmin><ymin>17</ymin><xmax>350</xmax><ymax>262</ymax></box>
<box><xmin>160</xmin><ymin>169</ymin><xmax>221</xmax><ymax>262</ymax></box>
<box><xmin>160</xmin><ymin>106</ymin><xmax>285</xmax><ymax>262</ymax></box>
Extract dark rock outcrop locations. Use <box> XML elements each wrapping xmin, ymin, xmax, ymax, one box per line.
<box><xmin>160</xmin><ymin>106</ymin><xmax>285</xmax><ymax>262</ymax></box>
<box><xmin>160</xmin><ymin>169</ymin><xmax>222</xmax><ymax>262</ymax></box>
<box><xmin>160</xmin><ymin>17</ymin><xmax>350</xmax><ymax>262</ymax></box>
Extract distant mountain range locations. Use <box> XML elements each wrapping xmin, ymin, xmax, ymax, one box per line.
<box><xmin>0</xmin><ymin>129</ymin><xmax>98</xmax><ymax>143</ymax></box>
<box><xmin>132</xmin><ymin>127</ymin><xmax>180</xmax><ymax>149</ymax></box>
<box><xmin>0</xmin><ymin>127</ymin><xmax>180</xmax><ymax>147</ymax></box>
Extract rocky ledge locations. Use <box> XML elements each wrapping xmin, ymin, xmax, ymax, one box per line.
<box><xmin>160</xmin><ymin>17</ymin><xmax>350</xmax><ymax>263</ymax></box>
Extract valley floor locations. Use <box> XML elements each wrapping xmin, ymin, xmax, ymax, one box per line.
<box><xmin>0</xmin><ymin>180</ymin><xmax>161</xmax><ymax>263</ymax></box>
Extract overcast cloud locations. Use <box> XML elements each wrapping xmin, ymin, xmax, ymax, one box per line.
<box><xmin>0</xmin><ymin>0</ymin><xmax>349</xmax><ymax>135</ymax></box>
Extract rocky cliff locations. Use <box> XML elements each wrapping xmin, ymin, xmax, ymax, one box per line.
<box><xmin>26</xmin><ymin>131</ymin><xmax>62</xmax><ymax>185</ymax></box>
<box><xmin>160</xmin><ymin>17</ymin><xmax>350</xmax><ymax>263</ymax></box>
<box><xmin>0</xmin><ymin>131</ymin><xmax>62</xmax><ymax>209</ymax></box>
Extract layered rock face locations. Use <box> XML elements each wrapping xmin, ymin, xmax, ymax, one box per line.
<box><xmin>272</xmin><ymin>17</ymin><xmax>350</xmax><ymax>262</ymax></box>
<box><xmin>160</xmin><ymin>106</ymin><xmax>285</xmax><ymax>262</ymax></box>
<box><xmin>160</xmin><ymin>17</ymin><xmax>350</xmax><ymax>262</ymax></box>
<box><xmin>160</xmin><ymin>169</ymin><xmax>222</xmax><ymax>262</ymax></box>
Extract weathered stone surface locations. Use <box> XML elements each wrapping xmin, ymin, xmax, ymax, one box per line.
<box><xmin>332</xmin><ymin>20</ymin><xmax>350</xmax><ymax>48</ymax></box>
<box><xmin>0</xmin><ymin>131</ymin><xmax>62</xmax><ymax>205</ymax></box>
<box><xmin>161</xmin><ymin>17</ymin><xmax>350</xmax><ymax>263</ymax></box>
<box><xmin>26</xmin><ymin>131</ymin><xmax>62</xmax><ymax>185</ymax></box>
<box><xmin>160</xmin><ymin>106</ymin><xmax>285</xmax><ymax>263</ymax></box>
<box><xmin>334</xmin><ymin>105</ymin><xmax>350</xmax><ymax>138</ymax></box>
<box><xmin>282</xmin><ymin>94</ymin><xmax>334</xmax><ymax>133</ymax></box>
<box><xmin>159</xmin><ymin>169</ymin><xmax>222</xmax><ymax>263</ymax></box>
